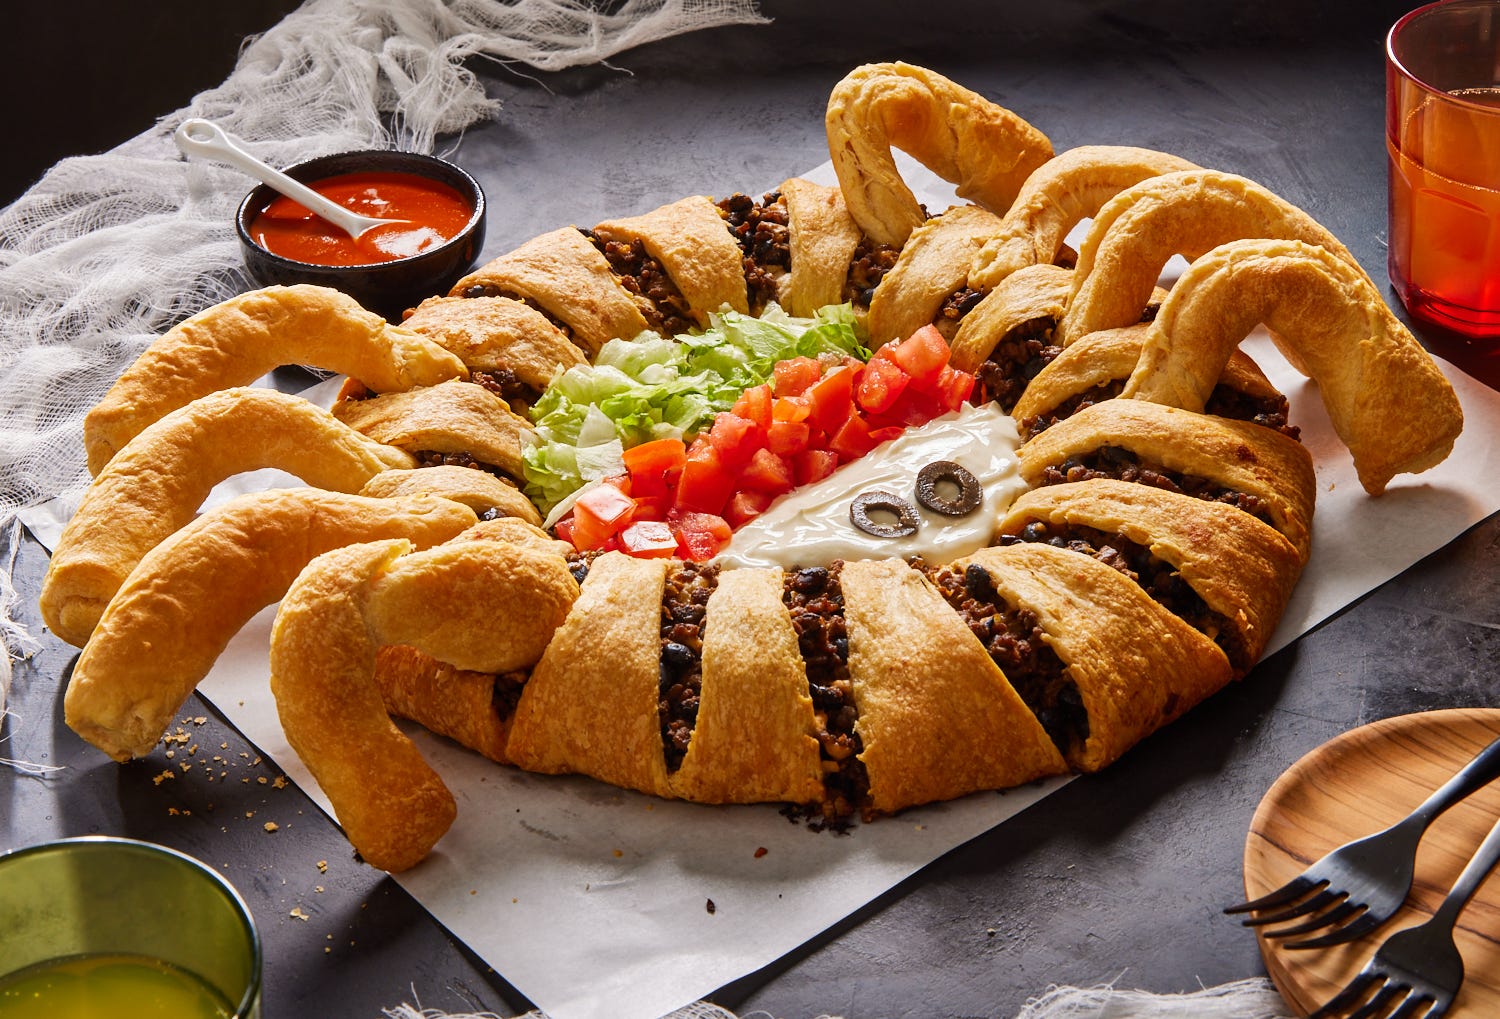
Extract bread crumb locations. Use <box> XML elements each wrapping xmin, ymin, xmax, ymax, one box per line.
<box><xmin>273</xmin><ymin>776</ymin><xmax>288</xmax><ymax>790</ymax></box>
<box><xmin>289</xmin><ymin>907</ymin><xmax>310</xmax><ymax>921</ymax></box>
<box><xmin>152</xmin><ymin>770</ymin><xmax>175</xmax><ymax>785</ymax></box>
<box><xmin>754</xmin><ymin>847</ymin><xmax>767</xmax><ymax>858</ymax></box>
<box><xmin>315</xmin><ymin>886</ymin><xmax>324</xmax><ymax>894</ymax></box>
<box><xmin>193</xmin><ymin>716</ymin><xmax>207</xmax><ymax>726</ymax></box>
<box><xmin>612</xmin><ymin>849</ymin><xmax>623</xmax><ymax>858</ymax></box>
<box><xmin>264</xmin><ymin>822</ymin><xmax>279</xmax><ymax>833</ymax></box>
<box><xmin>245</xmin><ymin>811</ymin><xmax>255</xmax><ymax>819</ymax></box>
<box><xmin>316</xmin><ymin>860</ymin><xmax>328</xmax><ymax>874</ymax></box>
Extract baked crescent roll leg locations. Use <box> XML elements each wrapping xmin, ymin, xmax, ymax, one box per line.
<box><xmin>1016</xmin><ymin>399</ymin><xmax>1317</xmax><ymax>564</ymax></box>
<box><xmin>866</xmin><ymin>204</ymin><xmax>1007</xmax><ymax>345</ymax></box>
<box><xmin>1011</xmin><ymin>323</ymin><xmax>1294</xmax><ymax>441</ymax></box>
<box><xmin>593</xmin><ymin>195</ymin><xmax>751</xmax><ymax>328</ymax></box>
<box><xmin>669</xmin><ymin>566</ymin><xmax>825</xmax><ymax>806</ymax></box>
<box><xmin>358</xmin><ymin>466</ymin><xmax>543</xmax><ymax>527</ymax></box>
<box><xmin>505</xmin><ymin>551</ymin><xmax>675</xmax><ymax>798</ymax></box>
<box><xmin>968</xmin><ymin>145</ymin><xmax>1201</xmax><ymax>291</ymax></box>
<box><xmin>401</xmin><ymin>294</ymin><xmax>587</xmax><ymax>402</ymax></box>
<box><xmin>63</xmin><ymin>490</ymin><xmax>477</xmax><ymax>762</ymax></box>
<box><xmin>841</xmin><ymin>558</ymin><xmax>1068</xmax><ymax>814</ymax></box>
<box><xmin>448</xmin><ymin>226</ymin><xmax>653</xmax><ymax>356</ymax></box>
<box><xmin>1122</xmin><ymin>239</ymin><xmax>1464</xmax><ymax>495</ymax></box>
<box><xmin>1055</xmin><ymin>169</ymin><xmax>1365</xmax><ymax>346</ymax></box>
<box><xmin>949</xmin><ymin>262</ymin><xmax>1072</xmax><ymax>380</ymax></box>
<box><xmin>83</xmin><ymin>284</ymin><xmax>467</xmax><ymax>475</ymax></box>
<box><xmin>996</xmin><ymin>480</ymin><xmax>1304</xmax><ymax>673</ymax></box>
<box><xmin>334</xmin><ymin>378</ymin><xmax>534</xmax><ymax>481</ymax></box>
<box><xmin>780</xmin><ymin>178</ymin><xmax>865</xmax><ymax>317</ymax></box>
<box><xmin>43</xmin><ymin>387</ymin><xmax>415</xmax><ymax>648</ymax></box>
<box><xmin>270</xmin><ymin>539</ymin><xmax>457</xmax><ymax>873</ymax></box>
<box><xmin>949</xmin><ymin>543</ymin><xmax>1234</xmax><ymax>772</ymax></box>
<box><xmin>825</xmin><ymin>61</ymin><xmax>1053</xmax><ymax>248</ymax></box>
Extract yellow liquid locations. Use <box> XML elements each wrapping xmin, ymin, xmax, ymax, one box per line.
<box><xmin>0</xmin><ymin>953</ymin><xmax>234</xmax><ymax>1019</ymax></box>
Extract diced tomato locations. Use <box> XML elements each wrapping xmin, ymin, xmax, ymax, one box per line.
<box><xmin>568</xmin><ymin>508</ymin><xmax>616</xmax><ymax>551</ymax></box>
<box><xmin>671</xmin><ymin>511</ymin><xmax>733</xmax><ymax>562</ymax></box>
<box><xmin>890</xmin><ymin>324</ymin><xmax>951</xmax><ymax>389</ymax></box>
<box><xmin>806</xmin><ymin>364</ymin><xmax>856</xmax><ymax>433</ymax></box>
<box><xmin>669</xmin><ymin>510</ymin><xmax>733</xmax><ymax>544</ymax></box>
<box><xmin>932</xmin><ymin>364</ymin><xmax>976</xmax><ymax>411</ymax></box>
<box><xmin>707</xmin><ymin>411</ymin><xmax>763</xmax><ymax>469</ymax></box>
<box><xmin>674</xmin><ymin>443</ymin><xmax>735</xmax><ymax>515</ymax></box>
<box><xmin>574</xmin><ymin>483</ymin><xmax>635</xmax><ymax>530</ymax></box>
<box><xmin>766</xmin><ymin>418</ymin><xmax>812</xmax><ymax>456</ymax></box>
<box><xmin>854</xmin><ymin>356</ymin><xmax>910</xmax><ymax>415</ymax></box>
<box><xmin>869</xmin><ymin>425</ymin><xmax>905</xmax><ymax>446</ymax></box>
<box><xmin>630</xmin><ymin>494</ymin><xmax>670</xmax><ymax>521</ymax></box>
<box><xmin>772</xmin><ymin>356</ymin><xmax>823</xmax><ymax>397</ymax></box>
<box><xmin>827</xmin><ymin>413</ymin><xmax>877</xmax><ymax>461</ymax></box>
<box><xmin>731</xmin><ymin>383</ymin><xmax>773</xmax><ymax>429</ymax></box>
<box><xmin>723</xmin><ymin>489</ymin><xmax>774</xmax><ymax>529</ymax></box>
<box><xmin>619</xmin><ymin>520</ymin><xmax>679</xmax><ymax>558</ymax></box>
<box><xmin>792</xmin><ymin>448</ymin><xmax>839</xmax><ymax>486</ymax></box>
<box><xmin>771</xmin><ymin>395</ymin><xmax>811</xmax><ymax>423</ymax></box>
<box><xmin>553</xmin><ymin>516</ymin><xmax>576</xmax><ymax>547</ymax></box>
<box><xmin>622</xmin><ymin>438</ymin><xmax>687</xmax><ymax>498</ymax></box>
<box><xmin>739</xmin><ymin>447</ymin><xmax>794</xmax><ymax>495</ymax></box>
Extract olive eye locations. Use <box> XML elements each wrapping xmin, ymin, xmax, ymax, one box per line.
<box><xmin>849</xmin><ymin>491</ymin><xmax>921</xmax><ymax>538</ymax></box>
<box><xmin>915</xmin><ymin>460</ymin><xmax>982</xmax><ymax>516</ymax></box>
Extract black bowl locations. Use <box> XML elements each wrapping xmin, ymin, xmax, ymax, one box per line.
<box><xmin>236</xmin><ymin>149</ymin><xmax>486</xmax><ymax>320</ymax></box>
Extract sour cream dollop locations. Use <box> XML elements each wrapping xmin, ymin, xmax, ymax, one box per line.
<box><xmin>716</xmin><ymin>402</ymin><xmax>1026</xmax><ymax>570</ymax></box>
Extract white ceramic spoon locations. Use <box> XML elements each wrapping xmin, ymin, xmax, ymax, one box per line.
<box><xmin>173</xmin><ymin>118</ymin><xmax>406</xmax><ymax>239</ymax></box>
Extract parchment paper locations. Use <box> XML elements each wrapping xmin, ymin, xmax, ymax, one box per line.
<box><xmin>23</xmin><ymin>161</ymin><xmax>1500</xmax><ymax>1019</ymax></box>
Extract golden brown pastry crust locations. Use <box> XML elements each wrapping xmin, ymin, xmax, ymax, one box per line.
<box><xmin>968</xmin><ymin>145</ymin><xmax>1201</xmax><ymax>291</ymax></box>
<box><xmin>958</xmin><ymin>543</ymin><xmax>1233</xmax><ymax>772</ymax></box>
<box><xmin>401</xmin><ymin>294</ymin><xmax>587</xmax><ymax>389</ymax></box>
<box><xmin>671</xmin><ymin>567</ymin><xmax>825</xmax><ymax>805</ymax></box>
<box><xmin>866</xmin><ymin>204</ymin><xmax>1007</xmax><ymax>345</ymax></box>
<box><xmin>63</xmin><ymin>490</ymin><xmax>477</xmax><ymax>762</ymax></box>
<box><xmin>1123</xmin><ymin>239</ymin><xmax>1464</xmax><ymax>495</ymax></box>
<box><xmin>1056</xmin><ymin>170</ymin><xmax>1364</xmax><ymax>346</ymax></box>
<box><xmin>505</xmin><ymin>552</ymin><xmax>674</xmax><ymax>798</ymax></box>
<box><xmin>448</xmin><ymin>227</ymin><xmax>652</xmax><ymax>356</ymax></box>
<box><xmin>841</xmin><ymin>558</ymin><xmax>1068</xmax><ymax>813</ymax></box>
<box><xmin>1016</xmin><ymin>399</ymin><xmax>1318</xmax><ymax>563</ymax></box>
<box><xmin>270</xmin><ymin>539</ymin><xmax>457</xmax><ymax>874</ymax></box>
<box><xmin>358</xmin><ymin>466</ymin><xmax>543</xmax><ymax>526</ymax></box>
<box><xmin>334</xmin><ymin>378</ymin><xmax>533</xmax><ymax>480</ymax></box>
<box><xmin>43</xmin><ymin>387</ymin><xmax>414</xmax><ymax>648</ymax></box>
<box><xmin>593</xmin><ymin>195</ymin><xmax>750</xmax><ymax>324</ymax></box>
<box><xmin>825</xmin><ymin>61</ymin><xmax>1053</xmax><ymax>248</ymax></box>
<box><xmin>82</xmin><ymin>284</ymin><xmax>467</xmax><ymax>475</ymax></box>
<box><xmin>996</xmin><ymin>480</ymin><xmax>1304</xmax><ymax>671</ymax></box>
<box><xmin>948</xmin><ymin>262</ymin><xmax>1073</xmax><ymax>375</ymax></box>
<box><xmin>781</xmin><ymin>177</ymin><xmax>865</xmax><ymax>317</ymax></box>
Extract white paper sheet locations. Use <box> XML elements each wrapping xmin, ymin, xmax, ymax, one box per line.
<box><xmin>23</xmin><ymin>160</ymin><xmax>1500</xmax><ymax>1019</ymax></box>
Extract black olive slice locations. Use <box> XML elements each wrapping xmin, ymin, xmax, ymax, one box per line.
<box><xmin>915</xmin><ymin>460</ymin><xmax>982</xmax><ymax>516</ymax></box>
<box><xmin>849</xmin><ymin>491</ymin><xmax>920</xmax><ymax>538</ymax></box>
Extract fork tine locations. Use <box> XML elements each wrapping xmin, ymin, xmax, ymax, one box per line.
<box><xmin>1224</xmin><ymin>875</ymin><xmax>1321</xmax><ymax>913</ymax></box>
<box><xmin>1386</xmin><ymin>994</ymin><xmax>1437</xmax><ymax>1019</ymax></box>
<box><xmin>1285</xmin><ymin>908</ymin><xmax>1385</xmax><ymax>950</ymax></box>
<box><xmin>1241</xmin><ymin>886</ymin><xmax>1342</xmax><ymax>926</ymax></box>
<box><xmin>1261</xmin><ymin>899</ymin><xmax>1363</xmax><ymax>941</ymax></box>
<box><xmin>1348</xmin><ymin>982</ymin><xmax>1407</xmax><ymax>1019</ymax></box>
<box><xmin>1308</xmin><ymin>969</ymin><xmax>1382</xmax><ymax>1019</ymax></box>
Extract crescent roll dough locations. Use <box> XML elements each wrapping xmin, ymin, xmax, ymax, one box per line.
<box><xmin>1017</xmin><ymin>399</ymin><xmax>1317</xmax><ymax>563</ymax></box>
<box><xmin>826</xmin><ymin>61</ymin><xmax>1053</xmax><ymax>247</ymax></box>
<box><xmin>83</xmin><ymin>284</ymin><xmax>467</xmax><ymax>474</ymax></box>
<box><xmin>334</xmin><ymin>378</ymin><xmax>533</xmax><ymax>480</ymax></box>
<box><xmin>449</xmin><ymin>227</ymin><xmax>653</xmax><ymax>355</ymax></box>
<box><xmin>866</xmin><ymin>204</ymin><xmax>1007</xmax><ymax>345</ymax></box>
<box><xmin>969</xmin><ymin>145</ymin><xmax>1201</xmax><ymax>291</ymax></box>
<box><xmin>43</xmin><ymin>387</ymin><xmax>414</xmax><ymax>648</ymax></box>
<box><xmin>781</xmin><ymin>177</ymin><xmax>865</xmax><ymax>317</ymax></box>
<box><xmin>1123</xmin><ymin>239</ymin><xmax>1464</xmax><ymax>495</ymax></box>
<box><xmin>401</xmin><ymin>294</ymin><xmax>587</xmax><ymax>388</ymax></box>
<box><xmin>593</xmin><ymin>195</ymin><xmax>750</xmax><ymax>325</ymax></box>
<box><xmin>64</xmin><ymin>490</ymin><xmax>477</xmax><ymax>762</ymax></box>
<box><xmin>358</xmin><ymin>466</ymin><xmax>543</xmax><ymax>526</ymax></box>
<box><xmin>948</xmin><ymin>262</ymin><xmax>1073</xmax><ymax>375</ymax></box>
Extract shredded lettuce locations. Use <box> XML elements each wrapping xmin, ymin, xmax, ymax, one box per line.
<box><xmin>522</xmin><ymin>303</ymin><xmax>869</xmax><ymax>514</ymax></box>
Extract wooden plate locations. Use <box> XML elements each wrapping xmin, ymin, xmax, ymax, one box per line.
<box><xmin>1244</xmin><ymin>709</ymin><xmax>1500</xmax><ymax>1017</ymax></box>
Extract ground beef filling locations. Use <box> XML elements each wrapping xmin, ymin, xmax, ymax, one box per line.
<box><xmin>843</xmin><ymin>238</ymin><xmax>901</xmax><ymax>310</ymax></box>
<box><xmin>564</xmin><ymin>549</ymin><xmax>601</xmax><ymax>586</ymax></box>
<box><xmin>470</xmin><ymin>367</ymin><xmax>543</xmax><ymax>415</ymax></box>
<box><xmin>1205</xmin><ymin>386</ymin><xmax>1301</xmax><ymax>440</ymax></box>
<box><xmin>972</xmin><ymin>319</ymin><xmax>1061</xmax><ymax>413</ymax></box>
<box><xmin>998</xmin><ymin>521</ymin><xmax>1250</xmax><ymax>673</ymax></box>
<box><xmin>455</xmin><ymin>282</ymin><xmax>576</xmax><ymax>340</ymax></box>
<box><xmin>1038</xmin><ymin>445</ymin><xmax>1277</xmax><ymax>529</ymax></box>
<box><xmin>783</xmin><ymin>563</ymin><xmax>869</xmax><ymax>820</ymax></box>
<box><xmin>925</xmin><ymin>561</ymin><xmax>1088</xmax><ymax>757</ymax></box>
<box><xmin>659</xmin><ymin>562</ymin><xmax>721</xmax><ymax>772</ymax></box>
<box><xmin>1020</xmin><ymin>379</ymin><xmax>1124</xmax><ymax>438</ymax></box>
<box><xmin>717</xmin><ymin>191</ymin><xmax>790</xmax><ymax>314</ymax></box>
<box><xmin>933</xmin><ymin>286</ymin><xmax>985</xmax><ymax>341</ymax></box>
<box><xmin>585</xmin><ymin>231</ymin><xmax>696</xmax><ymax>337</ymax></box>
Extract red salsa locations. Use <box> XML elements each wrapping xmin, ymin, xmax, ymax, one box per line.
<box><xmin>248</xmin><ymin>171</ymin><xmax>473</xmax><ymax>266</ymax></box>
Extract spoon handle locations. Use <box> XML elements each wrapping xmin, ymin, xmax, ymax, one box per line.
<box><xmin>173</xmin><ymin>118</ymin><xmax>369</xmax><ymax>238</ymax></box>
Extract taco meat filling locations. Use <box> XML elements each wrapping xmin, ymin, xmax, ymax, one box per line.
<box><xmin>1024</xmin><ymin>383</ymin><xmax>1300</xmax><ymax>441</ymax></box>
<box><xmin>997</xmin><ymin>521</ymin><xmax>1250</xmax><ymax>673</ymax></box>
<box><xmin>925</xmin><ymin>561</ymin><xmax>1089</xmax><ymax>758</ymax></box>
<box><xmin>1037</xmin><ymin>445</ymin><xmax>1276</xmax><ymax>529</ymax></box>
<box><xmin>585</xmin><ymin>230</ymin><xmax>696</xmax><ymax>337</ymax></box>
<box><xmin>658</xmin><ymin>562</ymin><xmax>721</xmax><ymax>771</ymax></box>
<box><xmin>717</xmin><ymin>191</ymin><xmax>790</xmax><ymax>314</ymax></box>
<box><xmin>454</xmin><ymin>282</ymin><xmax>576</xmax><ymax>340</ymax></box>
<box><xmin>932</xmin><ymin>286</ymin><xmax>985</xmax><ymax>340</ymax></box>
<box><xmin>972</xmin><ymin>318</ymin><xmax>1061</xmax><ymax>412</ymax></box>
<box><xmin>843</xmin><ymin>238</ymin><xmax>901</xmax><ymax>310</ymax></box>
<box><xmin>783</xmin><ymin>563</ymin><xmax>868</xmax><ymax>821</ymax></box>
